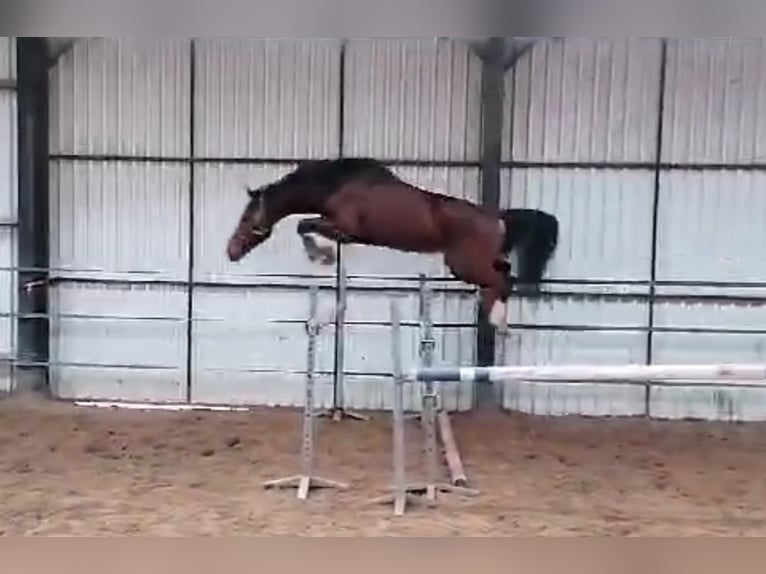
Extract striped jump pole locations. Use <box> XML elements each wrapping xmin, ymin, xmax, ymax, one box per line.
<box><xmin>412</xmin><ymin>364</ymin><xmax>766</xmax><ymax>385</ymax></box>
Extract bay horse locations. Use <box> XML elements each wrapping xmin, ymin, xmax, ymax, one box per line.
<box><xmin>225</xmin><ymin>158</ymin><xmax>558</xmax><ymax>331</ymax></box>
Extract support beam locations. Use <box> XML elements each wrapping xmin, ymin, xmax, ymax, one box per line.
<box><xmin>44</xmin><ymin>38</ymin><xmax>78</xmax><ymax>68</ymax></box>
<box><xmin>16</xmin><ymin>38</ymin><xmax>50</xmax><ymax>394</ymax></box>
<box><xmin>475</xmin><ymin>37</ymin><xmax>506</xmax><ymax>396</ymax></box>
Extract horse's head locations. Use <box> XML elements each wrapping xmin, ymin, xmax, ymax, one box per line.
<box><xmin>226</xmin><ymin>186</ymin><xmax>273</xmax><ymax>262</ymax></box>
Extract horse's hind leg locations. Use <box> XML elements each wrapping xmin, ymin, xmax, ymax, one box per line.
<box><xmin>444</xmin><ymin>249</ymin><xmax>512</xmax><ymax>332</ymax></box>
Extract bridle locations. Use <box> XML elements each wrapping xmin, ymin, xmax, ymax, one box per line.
<box><xmin>250</xmin><ymin>225</ymin><xmax>271</xmax><ymax>239</ymax></box>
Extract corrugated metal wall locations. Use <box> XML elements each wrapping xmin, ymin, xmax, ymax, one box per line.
<box><xmin>0</xmin><ymin>37</ymin><xmax>17</xmax><ymax>393</ymax></box>
<box><xmin>499</xmin><ymin>38</ymin><xmax>766</xmax><ymax>421</ymax></box>
<box><xmin>46</xmin><ymin>38</ymin><xmax>480</xmax><ymax>411</ymax></box>
<box><xmin>48</xmin><ymin>39</ymin><xmax>191</xmax><ymax>401</ymax></box>
<box><xmin>44</xmin><ymin>37</ymin><xmax>766</xmax><ymax>419</ymax></box>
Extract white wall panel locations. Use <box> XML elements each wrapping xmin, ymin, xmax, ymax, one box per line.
<box><xmin>49</xmin><ymin>38</ymin><xmax>190</xmax><ymax>157</ymax></box>
<box><xmin>191</xmin><ymin>286</ymin><xmax>336</xmax><ymax>406</ymax></box>
<box><xmin>499</xmin><ymin>297</ymin><xmax>648</xmax><ymax>417</ymax></box>
<box><xmin>0</xmin><ymin>37</ymin><xmax>15</xmax><ymax>80</ymax></box>
<box><xmin>0</xmin><ymin>90</ymin><xmax>16</xmax><ymax>223</ymax></box>
<box><xmin>0</xmin><ymin>228</ymin><xmax>16</xmax><ymax>392</ymax></box>
<box><xmin>656</xmin><ymin>170</ymin><xmax>766</xmax><ymax>285</ymax></box>
<box><xmin>0</xmin><ymin>38</ymin><xmax>15</xmax><ymax>393</ymax></box>
<box><xmin>651</xmin><ymin>300</ymin><xmax>766</xmax><ymax>421</ymax></box>
<box><xmin>49</xmin><ymin>161</ymin><xmax>190</xmax><ymax>281</ymax></box>
<box><xmin>506</xmin><ymin>38</ymin><xmax>662</xmax><ymax>163</ymax></box>
<box><xmin>344</xmin><ymin>38</ymin><xmax>482</xmax><ymax>161</ymax></box>
<box><xmin>663</xmin><ymin>39</ymin><xmax>766</xmax><ymax>164</ymax></box>
<box><xmin>49</xmin><ymin>283</ymin><xmax>187</xmax><ymax>402</ymax></box>
<box><xmin>195</xmin><ymin>38</ymin><xmax>341</xmax><ymax>159</ymax></box>
<box><xmin>501</xmin><ymin>167</ymin><xmax>655</xmax><ymax>283</ymax></box>
<box><xmin>194</xmin><ymin>162</ymin><xmax>340</xmax><ymax>284</ymax></box>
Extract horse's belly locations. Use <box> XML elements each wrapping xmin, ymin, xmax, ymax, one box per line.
<box><xmin>331</xmin><ymin>184</ymin><xmax>445</xmax><ymax>251</ymax></box>
<box><xmin>359</xmin><ymin>204</ymin><xmax>442</xmax><ymax>251</ymax></box>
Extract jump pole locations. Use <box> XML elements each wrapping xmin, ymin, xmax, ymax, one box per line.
<box><xmin>412</xmin><ymin>364</ymin><xmax>766</xmax><ymax>385</ymax></box>
<box><xmin>317</xmin><ymin>257</ymin><xmax>367</xmax><ymax>422</ymax></box>
<box><xmin>262</xmin><ymin>285</ymin><xmax>349</xmax><ymax>500</ymax></box>
<box><xmin>417</xmin><ymin>274</ymin><xmax>478</xmax><ymax>498</ymax></box>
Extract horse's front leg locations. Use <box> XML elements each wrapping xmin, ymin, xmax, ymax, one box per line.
<box><xmin>296</xmin><ymin>217</ymin><xmax>351</xmax><ymax>266</ymax></box>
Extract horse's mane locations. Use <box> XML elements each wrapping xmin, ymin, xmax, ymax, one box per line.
<box><xmin>273</xmin><ymin>157</ymin><xmax>403</xmax><ymax>191</ymax></box>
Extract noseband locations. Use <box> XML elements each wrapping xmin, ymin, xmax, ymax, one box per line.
<box><xmin>232</xmin><ymin>225</ymin><xmax>270</xmax><ymax>250</ymax></box>
<box><xmin>251</xmin><ymin>226</ymin><xmax>270</xmax><ymax>238</ymax></box>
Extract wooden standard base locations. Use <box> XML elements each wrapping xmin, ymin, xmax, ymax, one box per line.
<box><xmin>262</xmin><ymin>474</ymin><xmax>348</xmax><ymax>501</ymax></box>
<box><xmin>368</xmin><ymin>481</ymin><xmax>479</xmax><ymax>516</ymax></box>
<box><xmin>315</xmin><ymin>407</ymin><xmax>369</xmax><ymax>422</ymax></box>
<box><xmin>368</xmin><ymin>483</ymin><xmax>434</xmax><ymax>517</ymax></box>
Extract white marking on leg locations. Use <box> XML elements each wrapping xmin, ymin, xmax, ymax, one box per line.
<box><xmin>488</xmin><ymin>300</ymin><xmax>506</xmax><ymax>328</ymax></box>
<box><xmin>303</xmin><ymin>232</ymin><xmax>336</xmax><ymax>265</ymax></box>
<box><xmin>311</xmin><ymin>233</ymin><xmax>335</xmax><ymax>250</ymax></box>
<box><xmin>301</xmin><ymin>233</ymin><xmax>321</xmax><ymax>260</ymax></box>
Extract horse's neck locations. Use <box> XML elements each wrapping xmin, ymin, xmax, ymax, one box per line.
<box><xmin>266</xmin><ymin>183</ymin><xmax>324</xmax><ymax>224</ymax></box>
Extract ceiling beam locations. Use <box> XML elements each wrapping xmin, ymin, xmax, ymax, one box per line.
<box><xmin>468</xmin><ymin>36</ymin><xmax>562</xmax><ymax>71</ymax></box>
<box><xmin>43</xmin><ymin>37</ymin><xmax>78</xmax><ymax>68</ymax></box>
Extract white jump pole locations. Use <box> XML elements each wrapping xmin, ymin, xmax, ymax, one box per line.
<box><xmin>412</xmin><ymin>364</ymin><xmax>766</xmax><ymax>385</ymax></box>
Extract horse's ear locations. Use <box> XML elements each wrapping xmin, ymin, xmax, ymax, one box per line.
<box><xmin>246</xmin><ymin>187</ymin><xmax>258</xmax><ymax>199</ymax></box>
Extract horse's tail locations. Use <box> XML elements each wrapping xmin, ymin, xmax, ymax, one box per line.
<box><xmin>498</xmin><ymin>208</ymin><xmax>559</xmax><ymax>295</ymax></box>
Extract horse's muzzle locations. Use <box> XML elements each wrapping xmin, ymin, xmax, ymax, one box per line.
<box><xmin>226</xmin><ymin>238</ymin><xmax>246</xmax><ymax>262</ymax></box>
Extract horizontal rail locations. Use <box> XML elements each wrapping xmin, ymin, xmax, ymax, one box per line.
<box><xmin>413</xmin><ymin>364</ymin><xmax>766</xmax><ymax>385</ymax></box>
<box><xmin>48</xmin><ymin>153</ymin><xmax>481</xmax><ymax>169</ymax></box>
<box><xmin>11</xmin><ymin>265</ymin><xmax>766</xmax><ymax>289</ymax></box>
<box><xmin>47</xmin><ymin>152</ymin><xmax>766</xmax><ymax>172</ymax></box>
<box><xmin>9</xmin><ymin>311</ymin><xmax>766</xmax><ymax>335</ymax></box>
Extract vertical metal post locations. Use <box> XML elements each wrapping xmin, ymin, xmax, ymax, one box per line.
<box><xmin>184</xmin><ymin>38</ymin><xmax>197</xmax><ymax>404</ymax></box>
<box><xmin>15</xmin><ymin>38</ymin><xmax>50</xmax><ymax>394</ymax></box>
<box><xmin>319</xmin><ymin>39</ymin><xmax>366</xmax><ymax>423</ymax></box>
<box><xmin>475</xmin><ymin>38</ymin><xmax>506</xmax><ymax>407</ymax></box>
<box><xmin>333</xmin><ymin>259</ymin><xmax>347</xmax><ymax>411</ymax></box>
<box><xmin>645</xmin><ymin>38</ymin><xmax>669</xmax><ymax>417</ymax></box>
<box><xmin>320</xmin><ymin>254</ymin><xmax>367</xmax><ymax>421</ymax></box>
